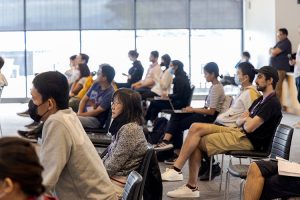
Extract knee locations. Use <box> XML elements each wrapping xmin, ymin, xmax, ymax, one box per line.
<box><xmin>247</xmin><ymin>162</ymin><xmax>262</xmax><ymax>179</ymax></box>
<box><xmin>189</xmin><ymin>123</ymin><xmax>205</xmax><ymax>135</ymax></box>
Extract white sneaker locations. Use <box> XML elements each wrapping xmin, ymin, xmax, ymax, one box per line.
<box><xmin>154</xmin><ymin>143</ymin><xmax>174</xmax><ymax>152</ymax></box>
<box><xmin>161</xmin><ymin>168</ymin><xmax>183</xmax><ymax>181</ymax></box>
<box><xmin>167</xmin><ymin>185</ymin><xmax>200</xmax><ymax>198</ymax></box>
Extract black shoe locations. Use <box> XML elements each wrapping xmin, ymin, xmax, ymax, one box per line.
<box><xmin>199</xmin><ymin>163</ymin><xmax>221</xmax><ymax>181</ymax></box>
<box><xmin>24</xmin><ymin>121</ymin><xmax>40</xmax><ymax>129</ymax></box>
<box><xmin>17</xmin><ymin>110</ymin><xmax>30</xmax><ymax>117</ymax></box>
<box><xmin>18</xmin><ymin>130</ymin><xmax>38</xmax><ymax>143</ymax></box>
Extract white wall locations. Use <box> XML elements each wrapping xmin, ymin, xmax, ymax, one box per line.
<box><xmin>244</xmin><ymin>0</ymin><xmax>276</xmax><ymax>68</ymax></box>
<box><xmin>275</xmin><ymin>0</ymin><xmax>300</xmax><ymax>53</ymax></box>
<box><xmin>244</xmin><ymin>0</ymin><xmax>300</xmax><ymax>67</ymax></box>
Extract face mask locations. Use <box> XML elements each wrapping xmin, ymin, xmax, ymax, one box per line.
<box><xmin>234</xmin><ymin>74</ymin><xmax>241</xmax><ymax>85</ymax></box>
<box><xmin>170</xmin><ymin>68</ymin><xmax>175</xmax><ymax>75</ymax></box>
<box><xmin>28</xmin><ymin>100</ymin><xmax>49</xmax><ymax>122</ymax></box>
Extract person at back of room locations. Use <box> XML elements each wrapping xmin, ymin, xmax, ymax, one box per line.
<box><xmin>30</xmin><ymin>71</ymin><xmax>116</xmax><ymax>199</ymax></box>
<box><xmin>102</xmin><ymin>88</ymin><xmax>148</xmax><ymax>197</ymax></box>
<box><xmin>116</xmin><ymin>50</ymin><xmax>144</xmax><ymax>89</ymax></box>
<box><xmin>0</xmin><ymin>56</ymin><xmax>8</xmax><ymax>88</ymax></box>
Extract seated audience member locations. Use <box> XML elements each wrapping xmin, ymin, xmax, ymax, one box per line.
<box><xmin>69</xmin><ymin>71</ymin><xmax>95</xmax><ymax>112</ymax></box>
<box><xmin>244</xmin><ymin>160</ymin><xmax>300</xmax><ymax>200</ymax></box>
<box><xmin>145</xmin><ymin>60</ymin><xmax>190</xmax><ymax>123</ymax></box>
<box><xmin>77</xmin><ymin>64</ymin><xmax>115</xmax><ymax>129</ymax></box>
<box><xmin>116</xmin><ymin>50</ymin><xmax>144</xmax><ymax>89</ymax></box>
<box><xmin>68</xmin><ymin>53</ymin><xmax>90</xmax><ymax>87</ymax></box>
<box><xmin>154</xmin><ymin>62</ymin><xmax>225</xmax><ymax>155</ymax></box>
<box><xmin>132</xmin><ymin>51</ymin><xmax>162</xmax><ymax>96</ymax></box>
<box><xmin>0</xmin><ymin>137</ymin><xmax>56</xmax><ymax>200</ymax></box>
<box><xmin>30</xmin><ymin>71</ymin><xmax>116</xmax><ymax>199</ymax></box>
<box><xmin>141</xmin><ymin>54</ymin><xmax>172</xmax><ymax>100</ymax></box>
<box><xmin>69</xmin><ymin>63</ymin><xmax>90</xmax><ymax>97</ymax></box>
<box><xmin>64</xmin><ymin>55</ymin><xmax>77</xmax><ymax>85</ymax></box>
<box><xmin>0</xmin><ymin>56</ymin><xmax>8</xmax><ymax>87</ymax></box>
<box><xmin>102</xmin><ymin>88</ymin><xmax>148</xmax><ymax>197</ymax></box>
<box><xmin>162</xmin><ymin>66</ymin><xmax>282</xmax><ymax>198</ymax></box>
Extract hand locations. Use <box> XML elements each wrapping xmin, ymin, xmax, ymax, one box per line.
<box><xmin>289</xmin><ymin>59</ymin><xmax>295</xmax><ymax>66</ymax></box>
<box><xmin>241</xmin><ymin>111</ymin><xmax>250</xmax><ymax>118</ymax></box>
<box><xmin>161</xmin><ymin>91</ymin><xmax>168</xmax><ymax>98</ymax></box>
<box><xmin>183</xmin><ymin>106</ymin><xmax>194</xmax><ymax>112</ymax></box>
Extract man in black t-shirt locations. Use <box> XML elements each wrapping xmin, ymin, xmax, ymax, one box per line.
<box><xmin>162</xmin><ymin>66</ymin><xmax>282</xmax><ymax>199</ymax></box>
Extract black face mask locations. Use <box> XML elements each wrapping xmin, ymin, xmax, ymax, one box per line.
<box><xmin>28</xmin><ymin>100</ymin><xmax>49</xmax><ymax>122</ymax></box>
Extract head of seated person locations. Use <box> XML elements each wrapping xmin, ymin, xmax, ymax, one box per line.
<box><xmin>0</xmin><ymin>137</ymin><xmax>47</xmax><ymax>199</ymax></box>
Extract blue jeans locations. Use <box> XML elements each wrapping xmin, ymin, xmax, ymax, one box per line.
<box><xmin>296</xmin><ymin>76</ymin><xmax>300</xmax><ymax>103</ymax></box>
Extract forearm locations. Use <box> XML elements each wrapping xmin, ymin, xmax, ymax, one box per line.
<box><xmin>193</xmin><ymin>107</ymin><xmax>216</xmax><ymax>115</ymax></box>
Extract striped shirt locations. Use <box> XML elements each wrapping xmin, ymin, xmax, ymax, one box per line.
<box><xmin>205</xmin><ymin>83</ymin><xmax>225</xmax><ymax>113</ymax></box>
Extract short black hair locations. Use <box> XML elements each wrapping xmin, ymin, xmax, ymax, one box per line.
<box><xmin>237</xmin><ymin>62</ymin><xmax>257</xmax><ymax>83</ymax></box>
<box><xmin>150</xmin><ymin>51</ymin><xmax>159</xmax><ymax>58</ymax></box>
<box><xmin>32</xmin><ymin>71</ymin><xmax>69</xmax><ymax>110</ymax></box>
<box><xmin>69</xmin><ymin>55</ymin><xmax>76</xmax><ymax>61</ymax></box>
<box><xmin>80</xmin><ymin>53</ymin><xmax>89</xmax><ymax>64</ymax></box>
<box><xmin>242</xmin><ymin>51</ymin><xmax>251</xmax><ymax>59</ymax></box>
<box><xmin>101</xmin><ymin>64</ymin><xmax>115</xmax><ymax>84</ymax></box>
<box><xmin>161</xmin><ymin>54</ymin><xmax>171</xmax><ymax>68</ymax></box>
<box><xmin>279</xmin><ymin>28</ymin><xmax>288</xmax><ymax>36</ymax></box>
<box><xmin>257</xmin><ymin>66</ymin><xmax>279</xmax><ymax>89</ymax></box>
<box><xmin>128</xmin><ymin>50</ymin><xmax>139</xmax><ymax>58</ymax></box>
<box><xmin>204</xmin><ymin>62</ymin><xmax>219</xmax><ymax>77</ymax></box>
<box><xmin>0</xmin><ymin>57</ymin><xmax>4</xmax><ymax>69</ymax></box>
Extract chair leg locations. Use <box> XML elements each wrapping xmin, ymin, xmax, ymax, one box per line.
<box><xmin>209</xmin><ymin>156</ymin><xmax>213</xmax><ymax>181</ymax></box>
<box><xmin>240</xmin><ymin>179</ymin><xmax>245</xmax><ymax>200</ymax></box>
<box><xmin>224</xmin><ymin>170</ymin><xmax>230</xmax><ymax>200</ymax></box>
<box><xmin>219</xmin><ymin>154</ymin><xmax>224</xmax><ymax>192</ymax></box>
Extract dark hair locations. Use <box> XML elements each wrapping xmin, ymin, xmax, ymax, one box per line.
<box><xmin>279</xmin><ymin>28</ymin><xmax>288</xmax><ymax>36</ymax></box>
<box><xmin>242</xmin><ymin>51</ymin><xmax>251</xmax><ymax>59</ymax></box>
<box><xmin>100</xmin><ymin>64</ymin><xmax>115</xmax><ymax>84</ymax></box>
<box><xmin>237</xmin><ymin>62</ymin><xmax>257</xmax><ymax>83</ymax></box>
<box><xmin>78</xmin><ymin>63</ymin><xmax>90</xmax><ymax>79</ymax></box>
<box><xmin>33</xmin><ymin>71</ymin><xmax>69</xmax><ymax>109</ymax></box>
<box><xmin>0</xmin><ymin>137</ymin><xmax>45</xmax><ymax>197</ymax></box>
<box><xmin>257</xmin><ymin>66</ymin><xmax>279</xmax><ymax>89</ymax></box>
<box><xmin>128</xmin><ymin>50</ymin><xmax>139</xmax><ymax>58</ymax></box>
<box><xmin>161</xmin><ymin>54</ymin><xmax>171</xmax><ymax>68</ymax></box>
<box><xmin>204</xmin><ymin>62</ymin><xmax>219</xmax><ymax>77</ymax></box>
<box><xmin>150</xmin><ymin>51</ymin><xmax>159</xmax><ymax>58</ymax></box>
<box><xmin>80</xmin><ymin>53</ymin><xmax>89</xmax><ymax>64</ymax></box>
<box><xmin>0</xmin><ymin>56</ymin><xmax>4</xmax><ymax>69</ymax></box>
<box><xmin>112</xmin><ymin>88</ymin><xmax>144</xmax><ymax>125</ymax></box>
<box><xmin>69</xmin><ymin>55</ymin><xmax>76</xmax><ymax>61</ymax></box>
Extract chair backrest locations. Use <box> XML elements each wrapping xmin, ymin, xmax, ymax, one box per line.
<box><xmin>137</xmin><ymin>145</ymin><xmax>154</xmax><ymax>200</ymax></box>
<box><xmin>122</xmin><ymin>171</ymin><xmax>143</xmax><ymax>200</ymax></box>
<box><xmin>220</xmin><ymin>95</ymin><xmax>233</xmax><ymax>113</ymax></box>
<box><xmin>270</xmin><ymin>124</ymin><xmax>294</xmax><ymax>160</ymax></box>
<box><xmin>187</xmin><ymin>85</ymin><xmax>195</xmax><ymax>106</ymax></box>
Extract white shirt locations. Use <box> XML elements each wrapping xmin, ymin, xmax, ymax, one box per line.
<box><xmin>294</xmin><ymin>44</ymin><xmax>300</xmax><ymax>78</ymax></box>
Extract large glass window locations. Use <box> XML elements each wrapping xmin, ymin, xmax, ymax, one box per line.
<box><xmin>191</xmin><ymin>29</ymin><xmax>242</xmax><ymax>91</ymax></box>
<box><xmin>0</xmin><ymin>0</ymin><xmax>24</xmax><ymax>31</ymax></box>
<box><xmin>136</xmin><ymin>30</ymin><xmax>189</xmax><ymax>73</ymax></box>
<box><xmin>0</xmin><ymin>32</ymin><xmax>26</xmax><ymax>98</ymax></box>
<box><xmin>81</xmin><ymin>30</ymin><xmax>135</xmax><ymax>82</ymax></box>
<box><xmin>26</xmin><ymin>31</ymin><xmax>80</xmax><ymax>96</ymax></box>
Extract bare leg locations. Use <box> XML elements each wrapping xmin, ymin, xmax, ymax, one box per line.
<box><xmin>243</xmin><ymin>162</ymin><xmax>265</xmax><ymax>200</ymax></box>
<box><xmin>174</xmin><ymin>123</ymin><xmax>214</xmax><ymax>169</ymax></box>
<box><xmin>187</xmin><ymin>145</ymin><xmax>202</xmax><ymax>187</ymax></box>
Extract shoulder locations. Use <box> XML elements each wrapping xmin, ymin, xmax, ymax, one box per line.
<box><xmin>120</xmin><ymin>122</ymin><xmax>142</xmax><ymax>132</ymax></box>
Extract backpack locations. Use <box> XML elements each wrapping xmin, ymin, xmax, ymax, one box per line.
<box><xmin>148</xmin><ymin>117</ymin><xmax>168</xmax><ymax>145</ymax></box>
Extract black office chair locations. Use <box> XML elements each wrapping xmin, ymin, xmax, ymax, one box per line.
<box><xmin>122</xmin><ymin>171</ymin><xmax>143</xmax><ymax>200</ymax></box>
<box><xmin>224</xmin><ymin>124</ymin><xmax>294</xmax><ymax>200</ymax></box>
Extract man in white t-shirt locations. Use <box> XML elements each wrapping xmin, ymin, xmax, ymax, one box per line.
<box><xmin>290</xmin><ymin>26</ymin><xmax>300</xmax><ymax>128</ymax></box>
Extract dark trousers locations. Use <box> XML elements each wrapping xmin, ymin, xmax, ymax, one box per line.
<box><xmin>256</xmin><ymin>160</ymin><xmax>300</xmax><ymax>200</ymax></box>
<box><xmin>296</xmin><ymin>76</ymin><xmax>300</xmax><ymax>103</ymax></box>
<box><xmin>165</xmin><ymin>112</ymin><xmax>218</xmax><ymax>149</ymax></box>
<box><xmin>145</xmin><ymin>100</ymin><xmax>171</xmax><ymax>122</ymax></box>
<box><xmin>116</xmin><ymin>82</ymin><xmax>131</xmax><ymax>89</ymax></box>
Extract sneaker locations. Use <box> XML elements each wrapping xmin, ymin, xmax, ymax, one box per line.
<box><xmin>167</xmin><ymin>185</ymin><xmax>200</xmax><ymax>198</ymax></box>
<box><xmin>199</xmin><ymin>163</ymin><xmax>221</xmax><ymax>181</ymax></box>
<box><xmin>18</xmin><ymin>130</ymin><xmax>38</xmax><ymax>143</ymax></box>
<box><xmin>164</xmin><ymin>154</ymin><xmax>178</xmax><ymax>165</ymax></box>
<box><xmin>154</xmin><ymin>141</ymin><xmax>174</xmax><ymax>152</ymax></box>
<box><xmin>17</xmin><ymin>110</ymin><xmax>30</xmax><ymax>117</ymax></box>
<box><xmin>24</xmin><ymin>121</ymin><xmax>40</xmax><ymax>129</ymax></box>
<box><xmin>161</xmin><ymin>168</ymin><xmax>183</xmax><ymax>181</ymax></box>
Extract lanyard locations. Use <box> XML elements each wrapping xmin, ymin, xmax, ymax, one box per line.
<box><xmin>250</xmin><ymin>92</ymin><xmax>276</xmax><ymax>116</ymax></box>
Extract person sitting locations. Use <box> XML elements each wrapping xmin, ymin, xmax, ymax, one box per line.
<box><xmin>162</xmin><ymin>66</ymin><xmax>282</xmax><ymax>198</ymax></box>
<box><xmin>154</xmin><ymin>62</ymin><xmax>225</xmax><ymax>158</ymax></box>
<box><xmin>243</xmin><ymin>160</ymin><xmax>300</xmax><ymax>200</ymax></box>
<box><xmin>116</xmin><ymin>50</ymin><xmax>144</xmax><ymax>89</ymax></box>
<box><xmin>30</xmin><ymin>71</ymin><xmax>116</xmax><ymax>199</ymax></box>
<box><xmin>102</xmin><ymin>88</ymin><xmax>148</xmax><ymax>197</ymax></box>
<box><xmin>0</xmin><ymin>56</ymin><xmax>8</xmax><ymax>88</ymax></box>
<box><xmin>64</xmin><ymin>54</ymin><xmax>77</xmax><ymax>85</ymax></box>
<box><xmin>145</xmin><ymin>60</ymin><xmax>190</xmax><ymax>123</ymax></box>
<box><xmin>69</xmin><ymin>63</ymin><xmax>90</xmax><ymax>97</ymax></box>
<box><xmin>0</xmin><ymin>137</ymin><xmax>57</xmax><ymax>200</ymax></box>
<box><xmin>132</xmin><ymin>50</ymin><xmax>162</xmax><ymax>96</ymax></box>
<box><xmin>77</xmin><ymin>64</ymin><xmax>115</xmax><ymax>129</ymax></box>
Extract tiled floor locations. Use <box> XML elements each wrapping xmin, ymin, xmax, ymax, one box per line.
<box><xmin>0</xmin><ymin>103</ymin><xmax>300</xmax><ymax>200</ymax></box>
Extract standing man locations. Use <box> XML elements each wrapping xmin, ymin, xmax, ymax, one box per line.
<box><xmin>270</xmin><ymin>28</ymin><xmax>292</xmax><ymax>104</ymax></box>
<box><xmin>290</xmin><ymin>25</ymin><xmax>300</xmax><ymax>128</ymax></box>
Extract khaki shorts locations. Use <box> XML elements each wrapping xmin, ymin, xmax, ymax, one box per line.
<box><xmin>201</xmin><ymin>124</ymin><xmax>254</xmax><ymax>156</ymax></box>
